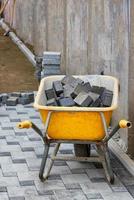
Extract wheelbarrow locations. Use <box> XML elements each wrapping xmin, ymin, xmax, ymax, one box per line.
<box><xmin>18</xmin><ymin>75</ymin><xmax>132</xmax><ymax>184</ymax></box>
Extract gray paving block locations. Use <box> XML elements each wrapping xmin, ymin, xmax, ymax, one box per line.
<box><xmin>0</xmin><ymin>193</ymin><xmax>9</xmax><ymax>200</ymax></box>
<box><xmin>53</xmin><ymin>160</ymin><xmax>67</xmax><ymax>166</ymax></box>
<box><xmin>10</xmin><ymin>118</ymin><xmax>21</xmax><ymax>122</ymax></box>
<box><xmin>91</xmin><ymin>182</ymin><xmax>112</xmax><ymax>193</ymax></box>
<box><xmin>85</xmin><ymin>169</ymin><xmax>105</xmax><ymax>179</ymax></box>
<box><xmin>7</xmin><ymin>186</ymin><xmax>38</xmax><ymax>200</ymax></box>
<box><xmin>25</xmin><ymin>195</ymin><xmax>56</xmax><ymax>200</ymax></box>
<box><xmin>0</xmin><ymin>111</ymin><xmax>9</xmax><ymax>117</ymax></box>
<box><xmin>0</xmin><ymin>139</ymin><xmax>7</xmax><ymax>145</ymax></box>
<box><xmin>0</xmin><ymin>117</ymin><xmax>10</xmax><ymax>123</ymax></box>
<box><xmin>17</xmin><ymin>171</ymin><xmax>39</xmax><ymax>183</ymax></box>
<box><xmin>34</xmin><ymin>180</ymin><xmax>65</xmax><ymax>194</ymax></box>
<box><xmin>11</xmin><ymin>92</ymin><xmax>21</xmax><ymax>97</ymax></box>
<box><xmin>0</xmin><ymin>177</ymin><xmax>20</xmax><ymax>187</ymax></box>
<box><xmin>6</xmin><ymin>107</ymin><xmax>16</xmax><ymax>111</ymax></box>
<box><xmin>67</xmin><ymin>161</ymin><xmax>95</xmax><ymax>170</ymax></box>
<box><xmin>26</xmin><ymin>158</ymin><xmax>41</xmax><ymax>171</ymax></box>
<box><xmin>50</xmin><ymin>165</ymin><xmax>71</xmax><ymax>175</ymax></box>
<box><xmin>65</xmin><ymin>183</ymin><xmax>81</xmax><ymax>190</ymax></box>
<box><xmin>34</xmin><ymin>146</ymin><xmax>44</xmax><ymax>158</ymax></box>
<box><xmin>54</xmin><ymin>189</ymin><xmax>87</xmax><ymax>200</ymax></box>
<box><xmin>0</xmin><ymin>144</ymin><xmax>21</xmax><ymax>153</ymax></box>
<box><xmin>86</xmin><ymin>192</ymin><xmax>103</xmax><ymax>199</ymax></box>
<box><xmin>0</xmin><ymin>156</ymin><xmax>12</xmax><ymax>164</ymax></box>
<box><xmin>74</xmin><ymin>92</ymin><xmax>93</xmax><ymax>107</ymax></box>
<box><xmin>0</xmin><ymin>152</ymin><xmax>11</xmax><ymax>157</ymax></box>
<box><xmin>110</xmin><ymin>176</ymin><xmax>127</xmax><ymax>192</ymax></box>
<box><xmin>59</xmin><ymin>149</ymin><xmax>73</xmax><ymax>154</ymax></box>
<box><xmin>48</xmin><ymin>174</ymin><xmax>61</xmax><ymax>180</ymax></box>
<box><xmin>42</xmin><ymin>58</ymin><xmax>61</xmax><ymax>65</ymax></box>
<box><xmin>58</xmin><ymin>97</ymin><xmax>75</xmax><ymax>107</ymax></box>
<box><xmin>0</xmin><ymin>186</ymin><xmax>7</xmax><ymax>192</ymax></box>
<box><xmin>11</xmin><ymin>151</ymin><xmax>37</xmax><ymax>163</ymax></box>
<box><xmin>61</xmin><ymin>174</ymin><xmax>90</xmax><ymax>184</ymax></box>
<box><xmin>19</xmin><ymin>180</ymin><xmax>35</xmax><ymax>186</ymax></box>
<box><xmin>121</xmin><ymin>176</ymin><xmax>134</xmax><ymax>186</ymax></box>
<box><xmin>2</xmin><ymin>94</ymin><xmax>9</xmax><ymax>104</ymax></box>
<box><xmin>6</xmin><ymin>136</ymin><xmax>19</xmax><ymax>146</ymax></box>
<box><xmin>101</xmin><ymin>192</ymin><xmax>134</xmax><ymax>200</ymax></box>
<box><xmin>2</xmin><ymin>127</ymin><xmax>14</xmax><ymax>131</ymax></box>
<box><xmin>19</xmin><ymin>141</ymin><xmax>42</xmax><ymax>152</ymax></box>
<box><xmin>90</xmin><ymin>177</ymin><xmax>106</xmax><ymax>183</ymax></box>
<box><xmin>1</xmin><ymin>163</ymin><xmax>29</xmax><ymax>176</ymax></box>
<box><xmin>6</xmin><ymin>97</ymin><xmax>18</xmax><ymax>106</ymax></box>
<box><xmin>71</xmin><ymin>169</ymin><xmax>86</xmax><ymax>175</ymax></box>
<box><xmin>126</xmin><ymin>185</ymin><xmax>134</xmax><ymax>197</ymax></box>
<box><xmin>43</xmin><ymin>51</ymin><xmax>61</xmax><ymax>59</ymax></box>
<box><xmin>53</xmin><ymin>81</ymin><xmax>63</xmax><ymax>96</ymax></box>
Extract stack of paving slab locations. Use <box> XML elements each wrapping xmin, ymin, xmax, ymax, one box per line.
<box><xmin>0</xmin><ymin>92</ymin><xmax>34</xmax><ymax>106</ymax></box>
<box><xmin>45</xmin><ymin>76</ymin><xmax>113</xmax><ymax>107</ymax></box>
<box><xmin>41</xmin><ymin>52</ymin><xmax>61</xmax><ymax>78</ymax></box>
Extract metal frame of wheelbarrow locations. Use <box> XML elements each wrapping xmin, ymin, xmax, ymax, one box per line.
<box><xmin>18</xmin><ymin>111</ymin><xmax>131</xmax><ymax>184</ymax></box>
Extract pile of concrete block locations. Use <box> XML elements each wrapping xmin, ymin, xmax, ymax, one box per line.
<box><xmin>0</xmin><ymin>92</ymin><xmax>34</xmax><ymax>106</ymax></box>
<box><xmin>41</xmin><ymin>52</ymin><xmax>61</xmax><ymax>78</ymax></box>
<box><xmin>45</xmin><ymin>76</ymin><xmax>113</xmax><ymax>107</ymax></box>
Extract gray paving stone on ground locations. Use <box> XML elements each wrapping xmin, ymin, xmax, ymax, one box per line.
<box><xmin>54</xmin><ymin>189</ymin><xmax>87</xmax><ymax>200</ymax></box>
<box><xmin>26</xmin><ymin>157</ymin><xmax>41</xmax><ymax>171</ymax></box>
<box><xmin>61</xmin><ymin>174</ymin><xmax>90</xmax><ymax>184</ymax></box>
<box><xmin>1</xmin><ymin>163</ymin><xmax>29</xmax><ymax>176</ymax></box>
<box><xmin>25</xmin><ymin>195</ymin><xmax>56</xmax><ymax>200</ymax></box>
<box><xmin>7</xmin><ymin>186</ymin><xmax>38</xmax><ymax>199</ymax></box>
<box><xmin>0</xmin><ymin>192</ymin><xmax>9</xmax><ymax>200</ymax></box>
<box><xmin>0</xmin><ymin>177</ymin><xmax>20</xmax><ymax>187</ymax></box>
<box><xmin>34</xmin><ymin>180</ymin><xmax>65</xmax><ymax>195</ymax></box>
<box><xmin>66</xmin><ymin>161</ymin><xmax>95</xmax><ymax>170</ymax></box>
<box><xmin>101</xmin><ymin>191</ymin><xmax>134</xmax><ymax>200</ymax></box>
<box><xmin>0</xmin><ymin>104</ymin><xmax>134</xmax><ymax>200</ymax></box>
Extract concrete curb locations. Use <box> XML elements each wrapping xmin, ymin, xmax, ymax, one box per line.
<box><xmin>109</xmin><ymin>139</ymin><xmax>134</xmax><ymax>176</ymax></box>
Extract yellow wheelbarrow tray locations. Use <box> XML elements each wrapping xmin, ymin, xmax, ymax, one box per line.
<box><xmin>18</xmin><ymin>75</ymin><xmax>132</xmax><ymax>184</ymax></box>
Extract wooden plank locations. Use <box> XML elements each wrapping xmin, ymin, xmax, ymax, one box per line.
<box><xmin>33</xmin><ymin>0</ymin><xmax>47</xmax><ymax>55</ymax></box>
<box><xmin>66</xmin><ymin>0</ymin><xmax>88</xmax><ymax>75</ymax></box>
<box><xmin>88</xmin><ymin>0</ymin><xmax>129</xmax><ymax>146</ymax></box>
<box><xmin>47</xmin><ymin>0</ymin><xmax>66</xmax><ymax>73</ymax></box>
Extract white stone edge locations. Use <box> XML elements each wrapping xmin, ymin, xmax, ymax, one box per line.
<box><xmin>109</xmin><ymin>139</ymin><xmax>134</xmax><ymax>176</ymax></box>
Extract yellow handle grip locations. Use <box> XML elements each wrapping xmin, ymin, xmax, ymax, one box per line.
<box><xmin>17</xmin><ymin>121</ymin><xmax>32</xmax><ymax>129</ymax></box>
<box><xmin>119</xmin><ymin>120</ymin><xmax>132</xmax><ymax>128</ymax></box>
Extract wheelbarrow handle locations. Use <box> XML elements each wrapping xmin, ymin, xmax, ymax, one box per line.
<box><xmin>17</xmin><ymin>111</ymin><xmax>52</xmax><ymax>141</ymax></box>
<box><xmin>17</xmin><ymin>120</ymin><xmax>44</xmax><ymax>140</ymax></box>
<box><xmin>103</xmin><ymin>119</ymin><xmax>132</xmax><ymax>143</ymax></box>
<box><xmin>17</xmin><ymin>121</ymin><xmax>32</xmax><ymax>129</ymax></box>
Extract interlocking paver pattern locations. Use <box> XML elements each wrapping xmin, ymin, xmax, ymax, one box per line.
<box><xmin>0</xmin><ymin>104</ymin><xmax>134</xmax><ymax>199</ymax></box>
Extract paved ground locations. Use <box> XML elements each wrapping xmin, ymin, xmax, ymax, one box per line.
<box><xmin>0</xmin><ymin>104</ymin><xmax>134</xmax><ymax>200</ymax></box>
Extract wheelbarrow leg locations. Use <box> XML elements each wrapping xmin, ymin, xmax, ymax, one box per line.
<box><xmin>97</xmin><ymin>144</ymin><xmax>114</xmax><ymax>184</ymax></box>
<box><xmin>39</xmin><ymin>143</ymin><xmax>60</xmax><ymax>182</ymax></box>
<box><xmin>43</xmin><ymin>143</ymin><xmax>60</xmax><ymax>180</ymax></box>
<box><xmin>39</xmin><ymin>142</ymin><xmax>50</xmax><ymax>181</ymax></box>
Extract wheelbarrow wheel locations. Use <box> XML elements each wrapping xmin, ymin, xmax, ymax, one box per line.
<box><xmin>74</xmin><ymin>144</ymin><xmax>91</xmax><ymax>157</ymax></box>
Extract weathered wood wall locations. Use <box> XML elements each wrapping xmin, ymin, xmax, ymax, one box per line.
<box><xmin>4</xmin><ymin>0</ymin><xmax>131</xmax><ymax>151</ymax></box>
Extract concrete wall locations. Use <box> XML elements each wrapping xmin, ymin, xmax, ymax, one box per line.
<box><xmin>3</xmin><ymin>0</ymin><xmax>132</xmax><ymax>153</ymax></box>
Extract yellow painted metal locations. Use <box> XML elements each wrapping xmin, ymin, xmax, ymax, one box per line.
<box><xmin>34</xmin><ymin>75</ymin><xmax>118</xmax><ymax>141</ymax></box>
<box><xmin>119</xmin><ymin>120</ymin><xmax>132</xmax><ymax>129</ymax></box>
<box><xmin>39</xmin><ymin>109</ymin><xmax>112</xmax><ymax>140</ymax></box>
<box><xmin>17</xmin><ymin>120</ymin><xmax>32</xmax><ymax>129</ymax></box>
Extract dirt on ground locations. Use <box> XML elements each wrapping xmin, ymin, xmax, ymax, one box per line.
<box><xmin>0</xmin><ymin>28</ymin><xmax>38</xmax><ymax>93</ymax></box>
